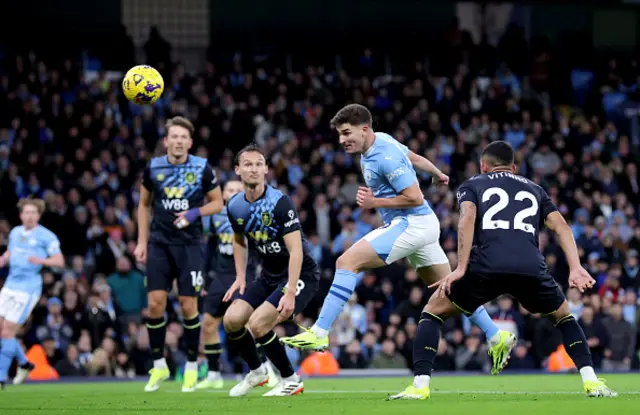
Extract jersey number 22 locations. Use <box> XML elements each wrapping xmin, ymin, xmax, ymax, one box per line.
<box><xmin>481</xmin><ymin>187</ymin><xmax>538</xmax><ymax>235</ymax></box>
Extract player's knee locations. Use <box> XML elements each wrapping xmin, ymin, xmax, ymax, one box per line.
<box><xmin>0</xmin><ymin>322</ymin><xmax>17</xmax><ymax>339</ymax></box>
<box><xmin>548</xmin><ymin>301</ymin><xmax>571</xmax><ymax>324</ymax></box>
<box><xmin>147</xmin><ymin>291</ymin><xmax>167</xmax><ymax>316</ymax></box>
<box><xmin>223</xmin><ymin>306</ymin><xmax>248</xmax><ymax>333</ymax></box>
<box><xmin>336</xmin><ymin>253</ymin><xmax>357</xmax><ymax>272</ymax></box>
<box><xmin>424</xmin><ymin>296</ymin><xmax>456</xmax><ymax>319</ymax></box>
<box><xmin>202</xmin><ymin>314</ymin><xmax>220</xmax><ymax>335</ymax></box>
<box><xmin>179</xmin><ymin>296</ymin><xmax>198</xmax><ymax>318</ymax></box>
<box><xmin>247</xmin><ymin>314</ymin><xmax>273</xmax><ymax>339</ymax></box>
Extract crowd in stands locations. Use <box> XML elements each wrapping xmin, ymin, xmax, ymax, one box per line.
<box><xmin>1</xmin><ymin>22</ymin><xmax>639</xmax><ymax>378</ymax></box>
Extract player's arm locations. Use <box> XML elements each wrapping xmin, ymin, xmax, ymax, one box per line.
<box><xmin>545</xmin><ymin>211</ymin><xmax>581</xmax><ymax>270</ymax></box>
<box><xmin>199</xmin><ymin>165</ymin><xmax>223</xmax><ymax>216</ymax></box>
<box><xmin>232</xmin><ymin>232</ymin><xmax>249</xmax><ymax>282</ymax></box>
<box><xmin>455</xmin><ymin>201</ymin><xmax>477</xmax><ymax>273</ymax></box>
<box><xmin>137</xmin><ymin>167</ymin><xmax>153</xmax><ymax>247</ymax></box>
<box><xmin>362</xmin><ymin>156</ymin><xmax>425</xmax><ymax>209</ymax></box>
<box><xmin>0</xmin><ymin>229</ymin><xmax>16</xmax><ymax>267</ymax></box>
<box><xmin>408</xmin><ymin>150</ymin><xmax>449</xmax><ymax>184</ymax></box>
<box><xmin>366</xmin><ymin>182</ymin><xmax>425</xmax><ymax>209</ymax></box>
<box><xmin>178</xmin><ymin>165</ymin><xmax>223</xmax><ymax>226</ymax></box>
<box><xmin>282</xmin><ymin>231</ymin><xmax>303</xmax><ymax>298</ymax></box>
<box><xmin>33</xmin><ymin>234</ymin><xmax>65</xmax><ymax>268</ymax></box>
<box><xmin>275</xmin><ymin>196</ymin><xmax>303</xmax><ymax>297</ymax></box>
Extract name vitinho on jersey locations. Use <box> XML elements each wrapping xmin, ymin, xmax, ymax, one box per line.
<box><xmin>486</xmin><ymin>172</ymin><xmax>529</xmax><ymax>183</ymax></box>
<box><xmin>161</xmin><ymin>186</ymin><xmax>190</xmax><ymax>210</ymax></box>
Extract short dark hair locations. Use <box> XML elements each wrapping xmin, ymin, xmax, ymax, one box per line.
<box><xmin>330</xmin><ymin>104</ymin><xmax>372</xmax><ymax>128</ymax></box>
<box><xmin>481</xmin><ymin>141</ymin><xmax>514</xmax><ymax>167</ymax></box>
<box><xmin>234</xmin><ymin>143</ymin><xmax>266</xmax><ymax>166</ymax></box>
<box><xmin>165</xmin><ymin>116</ymin><xmax>195</xmax><ymax>136</ymax></box>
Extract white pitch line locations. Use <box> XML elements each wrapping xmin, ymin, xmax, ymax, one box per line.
<box><xmin>164</xmin><ymin>389</ymin><xmax>640</xmax><ymax>395</ymax></box>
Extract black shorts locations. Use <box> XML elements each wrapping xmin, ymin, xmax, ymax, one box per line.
<box><xmin>146</xmin><ymin>242</ymin><xmax>204</xmax><ymax>297</ymax></box>
<box><xmin>203</xmin><ymin>273</ymin><xmax>238</xmax><ymax>318</ymax></box>
<box><xmin>238</xmin><ymin>270</ymin><xmax>319</xmax><ymax>316</ymax></box>
<box><xmin>448</xmin><ymin>272</ymin><xmax>565</xmax><ymax>315</ymax></box>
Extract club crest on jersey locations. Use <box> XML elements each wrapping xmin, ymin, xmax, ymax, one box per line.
<box><xmin>364</xmin><ymin>170</ymin><xmax>373</xmax><ymax>185</ymax></box>
<box><xmin>156</xmin><ymin>173</ymin><xmax>165</xmax><ymax>181</ymax></box>
<box><xmin>19</xmin><ymin>235</ymin><xmax>25</xmax><ymax>243</ymax></box>
<box><xmin>261</xmin><ymin>212</ymin><xmax>273</xmax><ymax>227</ymax></box>
<box><xmin>185</xmin><ymin>171</ymin><xmax>196</xmax><ymax>185</ymax></box>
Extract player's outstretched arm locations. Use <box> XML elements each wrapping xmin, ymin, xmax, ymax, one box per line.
<box><xmin>32</xmin><ymin>252</ymin><xmax>65</xmax><ymax>268</ymax></box>
<box><xmin>408</xmin><ymin>150</ymin><xmax>449</xmax><ymax>185</ymax></box>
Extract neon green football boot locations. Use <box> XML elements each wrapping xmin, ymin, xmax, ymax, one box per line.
<box><xmin>488</xmin><ymin>330</ymin><xmax>517</xmax><ymax>375</ymax></box>
<box><xmin>280</xmin><ymin>327</ymin><xmax>329</xmax><ymax>351</ymax></box>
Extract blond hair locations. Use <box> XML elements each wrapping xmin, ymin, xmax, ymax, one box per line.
<box><xmin>165</xmin><ymin>116</ymin><xmax>194</xmax><ymax>136</ymax></box>
<box><xmin>17</xmin><ymin>198</ymin><xmax>45</xmax><ymax>214</ymax></box>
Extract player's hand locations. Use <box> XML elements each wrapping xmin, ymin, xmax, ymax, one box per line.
<box><xmin>429</xmin><ymin>268</ymin><xmax>465</xmax><ymax>298</ymax></box>
<box><xmin>28</xmin><ymin>256</ymin><xmax>44</xmax><ymax>265</ymax></box>
<box><xmin>134</xmin><ymin>243</ymin><xmax>147</xmax><ymax>264</ymax></box>
<box><xmin>200</xmin><ymin>289</ymin><xmax>208</xmax><ymax>297</ymax></box>
<box><xmin>223</xmin><ymin>279</ymin><xmax>246</xmax><ymax>302</ymax></box>
<box><xmin>568</xmin><ymin>266</ymin><xmax>595</xmax><ymax>293</ymax></box>
<box><xmin>277</xmin><ymin>292</ymin><xmax>296</xmax><ymax>319</ymax></box>
<box><xmin>356</xmin><ymin>186</ymin><xmax>376</xmax><ymax>209</ymax></box>
<box><xmin>0</xmin><ymin>256</ymin><xmax>7</xmax><ymax>268</ymax></box>
<box><xmin>174</xmin><ymin>211</ymin><xmax>191</xmax><ymax>229</ymax></box>
<box><xmin>435</xmin><ymin>172</ymin><xmax>450</xmax><ymax>186</ymax></box>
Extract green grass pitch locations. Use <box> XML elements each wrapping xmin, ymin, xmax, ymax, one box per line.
<box><xmin>2</xmin><ymin>374</ymin><xmax>638</xmax><ymax>414</ymax></box>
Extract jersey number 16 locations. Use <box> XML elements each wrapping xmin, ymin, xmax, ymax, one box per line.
<box><xmin>481</xmin><ymin>187</ymin><xmax>538</xmax><ymax>235</ymax></box>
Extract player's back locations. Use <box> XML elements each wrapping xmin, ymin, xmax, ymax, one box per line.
<box><xmin>7</xmin><ymin>225</ymin><xmax>60</xmax><ymax>292</ymax></box>
<box><xmin>457</xmin><ymin>171</ymin><xmax>556</xmax><ymax>276</ymax></box>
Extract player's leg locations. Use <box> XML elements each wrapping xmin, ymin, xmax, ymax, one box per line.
<box><xmin>390</xmin><ymin>271</ymin><xmax>497</xmax><ymax>400</ymax></box>
<box><xmin>223</xmin><ymin>280</ymin><xmax>270</xmax><ymax>397</ymax></box>
<box><xmin>196</xmin><ymin>313</ymin><xmax>224</xmax><ymax>389</ymax></box>
<box><xmin>255</xmin><ymin>276</ymin><xmax>317</xmax><ymax>396</ymax></box>
<box><xmin>0</xmin><ymin>288</ymin><xmax>38</xmax><ymax>388</ymax></box>
<box><xmin>196</xmin><ymin>277</ymin><xmax>229</xmax><ymax>390</ymax></box>
<box><xmin>175</xmin><ymin>244</ymin><xmax>206</xmax><ymax>392</ymax></box>
<box><xmin>518</xmin><ymin>275</ymin><xmax>617</xmax><ymax>397</ymax></box>
<box><xmin>282</xmin><ymin>220</ymin><xmax>407</xmax><ymax>350</ymax></box>
<box><xmin>144</xmin><ymin>243</ymin><xmax>172</xmax><ymax>392</ymax></box>
<box><xmin>412</xmin><ymin>245</ymin><xmax>511</xmax><ymax>371</ymax></box>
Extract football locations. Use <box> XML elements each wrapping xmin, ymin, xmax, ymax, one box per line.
<box><xmin>122</xmin><ymin>65</ymin><xmax>164</xmax><ymax>105</ymax></box>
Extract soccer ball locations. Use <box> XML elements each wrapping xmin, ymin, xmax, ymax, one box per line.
<box><xmin>122</xmin><ymin>65</ymin><xmax>164</xmax><ymax>105</ymax></box>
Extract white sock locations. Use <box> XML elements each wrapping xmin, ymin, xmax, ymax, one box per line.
<box><xmin>580</xmin><ymin>366</ymin><xmax>598</xmax><ymax>383</ymax></box>
<box><xmin>284</xmin><ymin>373</ymin><xmax>300</xmax><ymax>383</ymax></box>
<box><xmin>488</xmin><ymin>332</ymin><xmax>502</xmax><ymax>347</ymax></box>
<box><xmin>154</xmin><ymin>358</ymin><xmax>168</xmax><ymax>370</ymax></box>
<box><xmin>310</xmin><ymin>325</ymin><xmax>329</xmax><ymax>339</ymax></box>
<box><xmin>413</xmin><ymin>375</ymin><xmax>430</xmax><ymax>389</ymax></box>
<box><xmin>185</xmin><ymin>361</ymin><xmax>198</xmax><ymax>372</ymax></box>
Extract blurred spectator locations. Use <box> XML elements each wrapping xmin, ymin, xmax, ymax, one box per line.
<box><xmin>337</xmin><ymin>340</ymin><xmax>368</xmax><ymax>369</ymax></box>
<box><xmin>370</xmin><ymin>339</ymin><xmax>407</xmax><ymax>369</ymax></box>
<box><xmin>107</xmin><ymin>256</ymin><xmax>147</xmax><ymax>328</ymax></box>
<box><xmin>579</xmin><ymin>305</ymin><xmax>609</xmax><ymax>369</ymax></box>
<box><xmin>455</xmin><ymin>335</ymin><xmax>490</xmax><ymax>372</ymax></box>
<box><xmin>55</xmin><ymin>344</ymin><xmax>87</xmax><ymax>377</ymax></box>
<box><xmin>602</xmin><ymin>304</ymin><xmax>636</xmax><ymax>372</ymax></box>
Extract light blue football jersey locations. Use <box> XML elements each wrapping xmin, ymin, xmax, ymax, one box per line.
<box><xmin>6</xmin><ymin>225</ymin><xmax>61</xmax><ymax>294</ymax></box>
<box><xmin>360</xmin><ymin>132</ymin><xmax>433</xmax><ymax>224</ymax></box>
